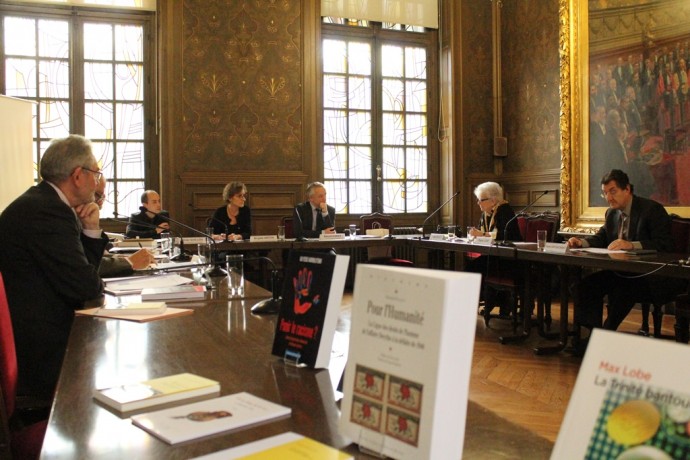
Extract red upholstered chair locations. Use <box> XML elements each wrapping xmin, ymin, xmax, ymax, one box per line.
<box><xmin>359</xmin><ymin>213</ymin><xmax>413</xmax><ymax>267</ymax></box>
<box><xmin>0</xmin><ymin>272</ymin><xmax>49</xmax><ymax>460</ymax></box>
<box><xmin>639</xmin><ymin>214</ymin><xmax>690</xmax><ymax>338</ymax></box>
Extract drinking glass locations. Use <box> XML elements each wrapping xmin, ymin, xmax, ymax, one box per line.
<box><xmin>537</xmin><ymin>230</ymin><xmax>547</xmax><ymax>252</ymax></box>
<box><xmin>447</xmin><ymin>225</ymin><xmax>456</xmax><ymax>240</ymax></box>
<box><xmin>277</xmin><ymin>225</ymin><xmax>285</xmax><ymax>240</ymax></box>
<box><xmin>197</xmin><ymin>243</ymin><xmax>212</xmax><ymax>270</ymax></box>
<box><xmin>349</xmin><ymin>224</ymin><xmax>357</xmax><ymax>239</ymax></box>
<box><xmin>467</xmin><ymin>226</ymin><xmax>475</xmax><ymax>243</ymax></box>
<box><xmin>226</xmin><ymin>254</ymin><xmax>245</xmax><ymax>298</ymax></box>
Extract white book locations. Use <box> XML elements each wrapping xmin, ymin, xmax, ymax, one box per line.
<box><xmin>131</xmin><ymin>392</ymin><xmax>291</xmax><ymax>445</ymax></box>
<box><xmin>104</xmin><ymin>273</ymin><xmax>193</xmax><ymax>296</ymax></box>
<box><xmin>339</xmin><ymin>265</ymin><xmax>481</xmax><ymax>459</ymax></box>
<box><xmin>192</xmin><ymin>432</ymin><xmax>353</xmax><ymax>459</ymax></box>
<box><xmin>141</xmin><ymin>284</ymin><xmax>206</xmax><ymax>301</ymax></box>
<box><xmin>96</xmin><ymin>301</ymin><xmax>166</xmax><ymax>316</ymax></box>
<box><xmin>552</xmin><ymin>329</ymin><xmax>690</xmax><ymax>459</ymax></box>
<box><xmin>93</xmin><ymin>373</ymin><xmax>219</xmax><ymax>414</ymax></box>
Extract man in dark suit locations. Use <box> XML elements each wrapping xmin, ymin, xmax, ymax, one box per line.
<box><xmin>567</xmin><ymin>170</ymin><xmax>686</xmax><ymax>349</ymax></box>
<box><xmin>125</xmin><ymin>189</ymin><xmax>170</xmax><ymax>239</ymax></box>
<box><xmin>0</xmin><ymin>135</ymin><xmax>108</xmax><ymax>399</ymax></box>
<box><xmin>293</xmin><ymin>182</ymin><xmax>336</xmax><ymax>239</ymax></box>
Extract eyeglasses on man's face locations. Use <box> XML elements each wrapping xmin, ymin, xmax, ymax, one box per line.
<box><xmin>600</xmin><ymin>187</ymin><xmax>621</xmax><ymax>199</ymax></box>
<box><xmin>81</xmin><ymin>166</ymin><xmax>103</xmax><ymax>181</ymax></box>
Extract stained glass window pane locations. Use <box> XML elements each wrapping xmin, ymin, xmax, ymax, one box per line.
<box><xmin>323</xmin><ymin>39</ymin><xmax>346</xmax><ymax>73</ymax></box>
<box><xmin>350</xmin><ymin>146</ymin><xmax>372</xmax><ymax>178</ymax></box>
<box><xmin>382</xmin><ymin>147</ymin><xmax>404</xmax><ymax>180</ymax></box>
<box><xmin>85</xmin><ymin>62</ymin><xmax>114</xmax><ymax>99</ymax></box>
<box><xmin>84</xmin><ymin>23</ymin><xmax>113</xmax><ymax>60</ymax></box>
<box><xmin>5</xmin><ymin>58</ymin><xmax>36</xmax><ymax>97</ymax></box>
<box><xmin>348</xmin><ymin>42</ymin><xmax>370</xmax><ymax>75</ymax></box>
<box><xmin>116</xmin><ymin>103</ymin><xmax>144</xmax><ymax>140</ymax></box>
<box><xmin>39</xmin><ymin>59</ymin><xmax>69</xmax><ymax>98</ymax></box>
<box><xmin>116</xmin><ymin>180</ymin><xmax>145</xmax><ymax>216</ymax></box>
<box><xmin>406</xmin><ymin>80</ymin><xmax>426</xmax><ymax>112</ymax></box>
<box><xmin>406</xmin><ymin>147</ymin><xmax>427</xmax><ymax>180</ymax></box>
<box><xmin>324</xmin><ymin>145</ymin><xmax>347</xmax><ymax>179</ymax></box>
<box><xmin>117</xmin><ymin>141</ymin><xmax>145</xmax><ymax>179</ymax></box>
<box><xmin>406</xmin><ymin>114</ymin><xmax>427</xmax><ymax>146</ymax></box>
<box><xmin>348</xmin><ymin>111</ymin><xmax>371</xmax><ymax>144</ymax></box>
<box><xmin>382</xmin><ymin>78</ymin><xmax>404</xmax><ymax>111</ymax></box>
<box><xmin>404</xmin><ymin>180</ymin><xmax>426</xmax><ymax>213</ymax></box>
<box><xmin>39</xmin><ymin>101</ymin><xmax>70</xmax><ymax>138</ymax></box>
<box><xmin>324</xmin><ymin>109</ymin><xmax>348</xmax><ymax>144</ymax></box>
<box><xmin>91</xmin><ymin>141</ymin><xmax>113</xmax><ymax>175</ymax></box>
<box><xmin>382</xmin><ymin>112</ymin><xmax>405</xmax><ymax>145</ymax></box>
<box><xmin>4</xmin><ymin>17</ymin><xmax>35</xmax><ymax>56</ymax></box>
<box><xmin>324</xmin><ymin>180</ymin><xmax>349</xmax><ymax>214</ymax></box>
<box><xmin>115</xmin><ymin>24</ymin><xmax>142</xmax><ymax>62</ymax></box>
<box><xmin>383</xmin><ymin>181</ymin><xmax>407</xmax><ymax>213</ymax></box>
<box><xmin>381</xmin><ymin>45</ymin><xmax>403</xmax><ymax>78</ymax></box>
<box><xmin>405</xmin><ymin>47</ymin><xmax>427</xmax><ymax>79</ymax></box>
<box><xmin>349</xmin><ymin>76</ymin><xmax>371</xmax><ymax>110</ymax></box>
<box><xmin>38</xmin><ymin>20</ymin><xmax>68</xmax><ymax>58</ymax></box>
<box><xmin>323</xmin><ymin>75</ymin><xmax>347</xmax><ymax>109</ymax></box>
<box><xmin>85</xmin><ymin>101</ymin><xmax>114</xmax><ymax>139</ymax></box>
<box><xmin>348</xmin><ymin>181</ymin><xmax>372</xmax><ymax>214</ymax></box>
<box><xmin>115</xmin><ymin>63</ymin><xmax>143</xmax><ymax>101</ymax></box>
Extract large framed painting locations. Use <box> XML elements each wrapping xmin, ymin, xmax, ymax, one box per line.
<box><xmin>561</xmin><ymin>0</ymin><xmax>690</xmax><ymax>231</ymax></box>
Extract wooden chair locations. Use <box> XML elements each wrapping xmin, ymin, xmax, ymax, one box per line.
<box><xmin>281</xmin><ymin>216</ymin><xmax>295</xmax><ymax>239</ymax></box>
<box><xmin>639</xmin><ymin>214</ymin><xmax>690</xmax><ymax>338</ymax></box>
<box><xmin>359</xmin><ymin>212</ymin><xmax>413</xmax><ymax>267</ymax></box>
<box><xmin>483</xmin><ymin>213</ymin><xmax>560</xmax><ymax>335</ymax></box>
<box><xmin>0</xmin><ymin>272</ymin><xmax>49</xmax><ymax>459</ymax></box>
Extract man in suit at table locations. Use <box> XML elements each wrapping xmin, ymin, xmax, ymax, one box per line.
<box><xmin>566</xmin><ymin>169</ymin><xmax>687</xmax><ymax>352</ymax></box>
<box><xmin>293</xmin><ymin>182</ymin><xmax>336</xmax><ymax>239</ymax></box>
<box><xmin>125</xmin><ymin>189</ymin><xmax>170</xmax><ymax>239</ymax></box>
<box><xmin>0</xmin><ymin>135</ymin><xmax>108</xmax><ymax>399</ymax></box>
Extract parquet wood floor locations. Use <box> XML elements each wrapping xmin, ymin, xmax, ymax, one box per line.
<box><xmin>340</xmin><ymin>293</ymin><xmax>681</xmax><ymax>445</ymax></box>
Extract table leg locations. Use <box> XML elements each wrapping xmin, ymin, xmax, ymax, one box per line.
<box><xmin>499</xmin><ymin>261</ymin><xmax>533</xmax><ymax>344</ymax></box>
<box><xmin>533</xmin><ymin>264</ymin><xmax>570</xmax><ymax>355</ymax></box>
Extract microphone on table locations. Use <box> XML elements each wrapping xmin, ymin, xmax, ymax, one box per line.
<box><xmin>498</xmin><ymin>190</ymin><xmax>549</xmax><ymax>247</ymax></box>
<box><xmin>292</xmin><ymin>206</ymin><xmax>308</xmax><ymax>242</ymax></box>
<box><xmin>158</xmin><ymin>214</ymin><xmax>219</xmax><ymax>265</ymax></box>
<box><xmin>206</xmin><ymin>216</ymin><xmax>230</xmax><ymax>241</ymax></box>
<box><xmin>420</xmin><ymin>191</ymin><xmax>460</xmax><ymax>239</ymax></box>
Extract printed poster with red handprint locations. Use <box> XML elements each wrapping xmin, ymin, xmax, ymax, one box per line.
<box><xmin>271</xmin><ymin>250</ymin><xmax>350</xmax><ymax>369</ymax></box>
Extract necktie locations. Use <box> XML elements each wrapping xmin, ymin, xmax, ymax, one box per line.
<box><xmin>618</xmin><ymin>212</ymin><xmax>628</xmax><ymax>240</ymax></box>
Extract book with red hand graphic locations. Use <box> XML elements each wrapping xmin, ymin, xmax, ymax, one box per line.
<box><xmin>271</xmin><ymin>250</ymin><xmax>349</xmax><ymax>369</ymax></box>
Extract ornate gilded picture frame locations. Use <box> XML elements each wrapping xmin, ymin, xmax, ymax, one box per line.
<box><xmin>561</xmin><ymin>0</ymin><xmax>690</xmax><ymax>232</ymax></box>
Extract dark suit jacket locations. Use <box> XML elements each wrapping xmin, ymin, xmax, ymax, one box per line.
<box><xmin>293</xmin><ymin>202</ymin><xmax>336</xmax><ymax>239</ymax></box>
<box><xmin>125</xmin><ymin>207</ymin><xmax>169</xmax><ymax>239</ymax></box>
<box><xmin>0</xmin><ymin>181</ymin><xmax>108</xmax><ymax>398</ymax></box>
<box><xmin>210</xmin><ymin>205</ymin><xmax>252</xmax><ymax>240</ymax></box>
<box><xmin>585</xmin><ymin>195</ymin><xmax>672</xmax><ymax>251</ymax></box>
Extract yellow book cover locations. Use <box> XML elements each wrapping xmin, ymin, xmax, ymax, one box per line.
<box><xmin>192</xmin><ymin>432</ymin><xmax>352</xmax><ymax>459</ymax></box>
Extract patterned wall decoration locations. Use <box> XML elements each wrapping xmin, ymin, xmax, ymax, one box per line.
<box><xmin>500</xmin><ymin>0</ymin><xmax>561</xmax><ymax>172</ymax></box>
<box><xmin>182</xmin><ymin>0</ymin><xmax>302</xmax><ymax>171</ymax></box>
<box><xmin>462</xmin><ymin>1</ymin><xmax>494</xmax><ymax>173</ymax></box>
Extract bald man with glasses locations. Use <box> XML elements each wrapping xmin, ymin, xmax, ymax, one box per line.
<box><xmin>0</xmin><ymin>134</ymin><xmax>109</xmax><ymax>400</ymax></box>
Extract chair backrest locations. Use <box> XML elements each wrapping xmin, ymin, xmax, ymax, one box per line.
<box><xmin>516</xmin><ymin>213</ymin><xmax>528</xmax><ymax>241</ymax></box>
<box><xmin>360</xmin><ymin>212</ymin><xmax>393</xmax><ymax>233</ymax></box>
<box><xmin>0</xmin><ymin>273</ymin><xmax>17</xmax><ymax>418</ymax></box>
<box><xmin>524</xmin><ymin>213</ymin><xmax>560</xmax><ymax>243</ymax></box>
<box><xmin>281</xmin><ymin>216</ymin><xmax>295</xmax><ymax>239</ymax></box>
<box><xmin>669</xmin><ymin>214</ymin><xmax>690</xmax><ymax>254</ymax></box>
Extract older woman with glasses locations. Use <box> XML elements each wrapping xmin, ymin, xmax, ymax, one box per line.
<box><xmin>209</xmin><ymin>181</ymin><xmax>251</xmax><ymax>241</ymax></box>
<box><xmin>468</xmin><ymin>181</ymin><xmax>521</xmax><ymax>242</ymax></box>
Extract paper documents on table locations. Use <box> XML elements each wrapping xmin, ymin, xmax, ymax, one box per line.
<box><xmin>570</xmin><ymin>248</ymin><xmax>626</xmax><ymax>254</ymax></box>
<box><xmin>76</xmin><ymin>306</ymin><xmax>193</xmax><ymax>323</ymax></box>
<box><xmin>104</xmin><ymin>273</ymin><xmax>194</xmax><ymax>296</ymax></box>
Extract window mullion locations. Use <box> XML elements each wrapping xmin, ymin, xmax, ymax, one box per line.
<box><xmin>71</xmin><ymin>16</ymin><xmax>84</xmax><ymax>134</ymax></box>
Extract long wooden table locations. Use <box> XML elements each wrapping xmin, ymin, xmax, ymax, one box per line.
<box><xmin>415</xmin><ymin>239</ymin><xmax>690</xmax><ymax>352</ymax></box>
<box><xmin>40</xmin><ymin>278</ymin><xmax>554</xmax><ymax>459</ymax></box>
